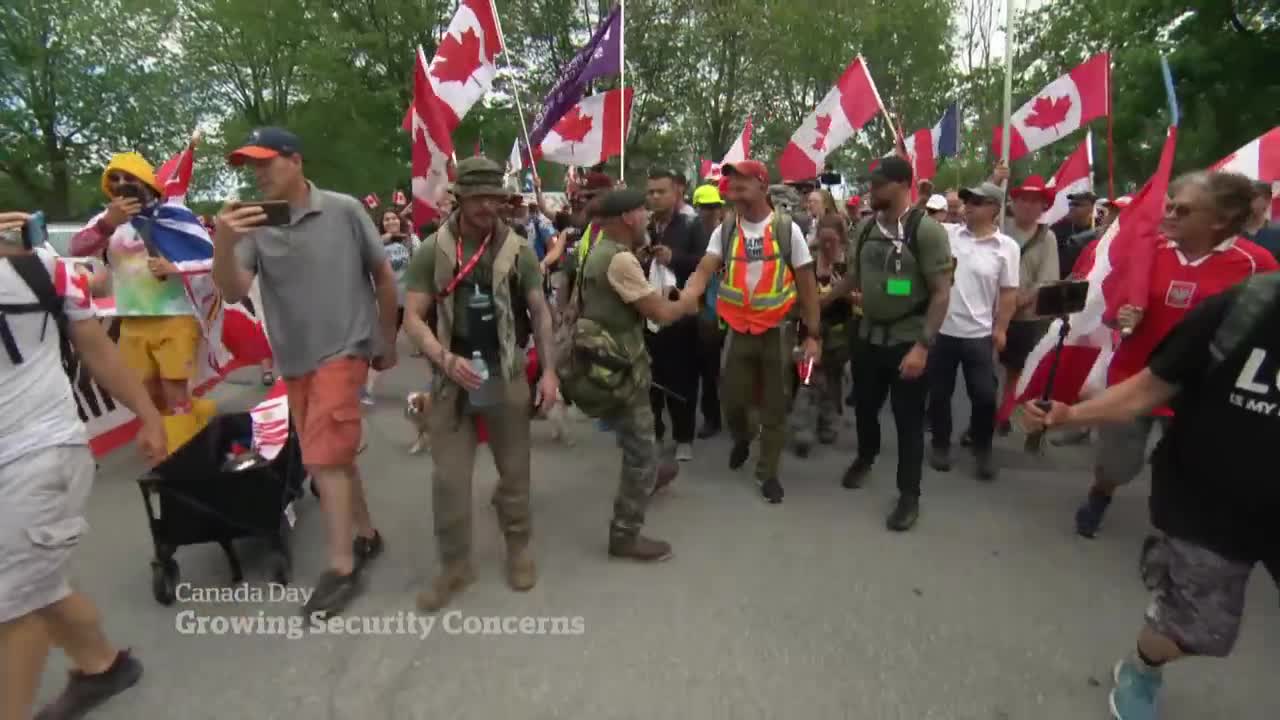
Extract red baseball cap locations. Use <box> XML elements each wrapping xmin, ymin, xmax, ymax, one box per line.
<box><xmin>845</xmin><ymin>195</ymin><xmax>861</xmax><ymax>210</ymax></box>
<box><xmin>723</xmin><ymin>160</ymin><xmax>769</xmax><ymax>186</ymax></box>
<box><xmin>1010</xmin><ymin>175</ymin><xmax>1054</xmax><ymax>206</ymax></box>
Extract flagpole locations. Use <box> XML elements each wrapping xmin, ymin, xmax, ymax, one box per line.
<box><xmin>1106</xmin><ymin>51</ymin><xmax>1115</xmax><ymax>200</ymax></box>
<box><xmin>619</xmin><ymin>0</ymin><xmax>626</xmax><ymax>183</ymax></box>
<box><xmin>999</xmin><ymin>0</ymin><xmax>1015</xmax><ymax>218</ymax></box>
<box><xmin>489</xmin><ymin>0</ymin><xmax>540</xmax><ymax>186</ymax></box>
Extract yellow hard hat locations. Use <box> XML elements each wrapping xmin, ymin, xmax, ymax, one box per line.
<box><xmin>692</xmin><ymin>184</ymin><xmax>724</xmax><ymax>207</ymax></box>
<box><xmin>101</xmin><ymin>152</ymin><xmax>161</xmax><ymax>199</ymax></box>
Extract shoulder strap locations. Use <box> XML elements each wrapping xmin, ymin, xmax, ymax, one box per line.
<box><xmin>773</xmin><ymin>212</ymin><xmax>794</xmax><ymax>269</ymax></box>
<box><xmin>902</xmin><ymin>208</ymin><xmax>926</xmax><ymax>257</ymax></box>
<box><xmin>0</xmin><ymin>254</ymin><xmax>74</xmax><ymax>372</ymax></box>
<box><xmin>1209</xmin><ymin>273</ymin><xmax>1280</xmax><ymax>371</ymax></box>
<box><xmin>853</xmin><ymin>218</ymin><xmax>877</xmax><ymax>289</ymax></box>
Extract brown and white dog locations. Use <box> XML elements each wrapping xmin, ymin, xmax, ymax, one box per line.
<box><xmin>405</xmin><ymin>391</ymin><xmax>432</xmax><ymax>454</ymax></box>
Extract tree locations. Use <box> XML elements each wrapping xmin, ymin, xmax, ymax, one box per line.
<box><xmin>0</xmin><ymin>0</ymin><xmax>196</xmax><ymax>219</ymax></box>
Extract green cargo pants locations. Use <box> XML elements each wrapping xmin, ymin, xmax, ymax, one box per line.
<box><xmin>721</xmin><ymin>324</ymin><xmax>793</xmax><ymax>482</ymax></box>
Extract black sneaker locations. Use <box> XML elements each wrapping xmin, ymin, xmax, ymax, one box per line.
<box><xmin>1074</xmin><ymin>489</ymin><xmax>1112</xmax><ymax>538</ymax></box>
<box><xmin>35</xmin><ymin>650</ymin><xmax>143</xmax><ymax>720</ymax></box>
<box><xmin>841</xmin><ymin>457</ymin><xmax>873</xmax><ymax>489</ymax></box>
<box><xmin>301</xmin><ymin>570</ymin><xmax>360</xmax><ymax>619</ymax></box>
<box><xmin>886</xmin><ymin>496</ymin><xmax>920</xmax><ymax>531</ymax></box>
<box><xmin>728</xmin><ymin>441</ymin><xmax>751</xmax><ymax>470</ymax></box>
<box><xmin>928</xmin><ymin>446</ymin><xmax>952</xmax><ymax>472</ymax></box>
<box><xmin>761</xmin><ymin>477</ymin><xmax>784</xmax><ymax>504</ymax></box>
<box><xmin>975</xmin><ymin>451</ymin><xmax>998</xmax><ymax>482</ymax></box>
<box><xmin>353</xmin><ymin>530</ymin><xmax>384</xmax><ymax>571</ymax></box>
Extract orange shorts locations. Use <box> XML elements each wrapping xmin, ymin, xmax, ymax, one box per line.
<box><xmin>284</xmin><ymin>357</ymin><xmax>369</xmax><ymax>468</ymax></box>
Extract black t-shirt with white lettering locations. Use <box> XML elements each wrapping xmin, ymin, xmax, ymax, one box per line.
<box><xmin>1146</xmin><ymin>286</ymin><xmax>1280</xmax><ymax>563</ymax></box>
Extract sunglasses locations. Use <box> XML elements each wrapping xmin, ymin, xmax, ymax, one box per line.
<box><xmin>1165</xmin><ymin>202</ymin><xmax>1202</xmax><ymax>219</ymax></box>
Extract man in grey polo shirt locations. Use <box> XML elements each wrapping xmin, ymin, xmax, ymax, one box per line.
<box><xmin>211</xmin><ymin>127</ymin><xmax>399</xmax><ymax>618</ymax></box>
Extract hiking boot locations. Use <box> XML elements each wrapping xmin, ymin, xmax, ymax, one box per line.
<box><xmin>415</xmin><ymin>562</ymin><xmax>476</xmax><ymax>613</ymax></box>
<box><xmin>886</xmin><ymin>495</ymin><xmax>920</xmax><ymax>532</ymax></box>
<box><xmin>975</xmin><ymin>451</ymin><xmax>998</xmax><ymax>482</ymax></box>
<box><xmin>697</xmin><ymin>422</ymin><xmax>721</xmax><ymax>439</ymax></box>
<box><xmin>841</xmin><ymin>457</ymin><xmax>873</xmax><ymax>489</ymax></box>
<box><xmin>353</xmin><ymin>530</ymin><xmax>384</xmax><ymax>572</ymax></box>
<box><xmin>760</xmin><ymin>477</ymin><xmax>784</xmax><ymax>504</ymax></box>
<box><xmin>1109</xmin><ymin>658</ymin><xmax>1162</xmax><ymax>720</ymax></box>
<box><xmin>651</xmin><ymin>461</ymin><xmax>679</xmax><ymax>496</ymax></box>
<box><xmin>302</xmin><ymin>570</ymin><xmax>360</xmax><ymax>619</ymax></box>
<box><xmin>1075</xmin><ymin>489</ymin><xmax>1113</xmax><ymax>539</ymax></box>
<box><xmin>34</xmin><ymin>650</ymin><xmax>143</xmax><ymax>720</ymax></box>
<box><xmin>728</xmin><ymin>440</ymin><xmax>751</xmax><ymax>470</ymax></box>
<box><xmin>609</xmin><ymin>534</ymin><xmax>673</xmax><ymax>562</ymax></box>
<box><xmin>928</xmin><ymin>446</ymin><xmax>952</xmax><ymax>472</ymax></box>
<box><xmin>506</xmin><ymin>541</ymin><xmax>536</xmax><ymax>592</ymax></box>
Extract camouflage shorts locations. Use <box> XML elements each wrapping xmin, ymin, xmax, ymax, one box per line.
<box><xmin>1139</xmin><ymin>535</ymin><xmax>1253</xmax><ymax>657</ymax></box>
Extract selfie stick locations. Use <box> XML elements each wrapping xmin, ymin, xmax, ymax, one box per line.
<box><xmin>1024</xmin><ymin>316</ymin><xmax>1071</xmax><ymax>454</ymax></box>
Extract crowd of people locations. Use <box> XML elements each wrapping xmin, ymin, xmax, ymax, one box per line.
<box><xmin>1</xmin><ymin>122</ymin><xmax>1277</xmax><ymax>720</ymax></box>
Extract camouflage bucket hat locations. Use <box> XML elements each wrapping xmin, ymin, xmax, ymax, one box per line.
<box><xmin>453</xmin><ymin>156</ymin><xmax>509</xmax><ymax>198</ymax></box>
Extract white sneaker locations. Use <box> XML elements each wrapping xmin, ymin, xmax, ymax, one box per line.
<box><xmin>675</xmin><ymin>443</ymin><xmax>694</xmax><ymax>462</ymax></box>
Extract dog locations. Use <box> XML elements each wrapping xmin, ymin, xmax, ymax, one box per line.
<box><xmin>526</xmin><ymin>346</ymin><xmax>575</xmax><ymax>447</ymax></box>
<box><xmin>405</xmin><ymin>391</ymin><xmax>432</xmax><ymax>455</ymax></box>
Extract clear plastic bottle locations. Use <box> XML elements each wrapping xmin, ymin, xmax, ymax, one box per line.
<box><xmin>468</xmin><ymin>350</ymin><xmax>498</xmax><ymax>409</ymax></box>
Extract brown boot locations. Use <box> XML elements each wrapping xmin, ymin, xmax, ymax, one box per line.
<box><xmin>650</xmin><ymin>461</ymin><xmax>679</xmax><ymax>496</ymax></box>
<box><xmin>608</xmin><ymin>534</ymin><xmax>673</xmax><ymax>562</ymax></box>
<box><xmin>506</xmin><ymin>539</ymin><xmax>536</xmax><ymax>592</ymax></box>
<box><xmin>415</xmin><ymin>562</ymin><xmax>476</xmax><ymax>613</ymax></box>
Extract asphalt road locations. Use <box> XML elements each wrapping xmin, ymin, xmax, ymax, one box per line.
<box><xmin>34</xmin><ymin>357</ymin><xmax>1279</xmax><ymax>720</ymax></box>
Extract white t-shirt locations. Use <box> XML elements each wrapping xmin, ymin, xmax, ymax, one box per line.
<box><xmin>939</xmin><ymin>224</ymin><xmax>1021</xmax><ymax>339</ymax></box>
<box><xmin>0</xmin><ymin>249</ymin><xmax>96</xmax><ymax>467</ymax></box>
<box><xmin>706</xmin><ymin>214</ymin><xmax>812</xmax><ymax>298</ymax></box>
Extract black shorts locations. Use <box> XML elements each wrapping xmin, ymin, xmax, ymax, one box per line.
<box><xmin>999</xmin><ymin>320</ymin><xmax>1049</xmax><ymax>371</ymax></box>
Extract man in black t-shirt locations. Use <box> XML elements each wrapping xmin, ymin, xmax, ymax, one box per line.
<box><xmin>1023</xmin><ymin>279</ymin><xmax>1279</xmax><ymax>720</ymax></box>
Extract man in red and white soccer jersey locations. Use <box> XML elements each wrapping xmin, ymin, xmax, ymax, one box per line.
<box><xmin>1073</xmin><ymin>171</ymin><xmax>1278</xmax><ymax>538</ymax></box>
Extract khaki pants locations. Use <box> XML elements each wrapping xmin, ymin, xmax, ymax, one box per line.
<box><xmin>428</xmin><ymin>377</ymin><xmax>532</xmax><ymax>565</ymax></box>
<box><xmin>721</xmin><ymin>325</ymin><xmax>793</xmax><ymax>482</ymax></box>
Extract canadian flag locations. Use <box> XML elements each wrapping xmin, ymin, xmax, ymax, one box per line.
<box><xmin>392</xmin><ymin>190</ymin><xmax>408</xmax><ymax>206</ymax></box>
<box><xmin>778</xmin><ymin>56</ymin><xmax>886</xmax><ymax>182</ymax></box>
<box><xmin>363</xmin><ymin>193</ymin><xmax>380</xmax><ymax>209</ymax></box>
<box><xmin>1013</xmin><ymin>126</ymin><xmax>1178</xmax><ymax>410</ymax></box>
<box><xmin>534</xmin><ymin>88</ymin><xmax>633</xmax><ymax>167</ymax></box>
<box><xmin>1211</xmin><ymin>126</ymin><xmax>1280</xmax><ymax>187</ymax></box>
<box><xmin>993</xmin><ymin>53</ymin><xmax>1110</xmax><ymax>163</ymax></box>
<box><xmin>701</xmin><ymin>116</ymin><xmax>753</xmax><ymax>181</ymax></box>
<box><xmin>404</xmin><ymin>0</ymin><xmax>503</xmax><ymax>227</ymax></box>
<box><xmin>1041</xmin><ymin>132</ymin><xmax>1094</xmax><ymax>227</ymax></box>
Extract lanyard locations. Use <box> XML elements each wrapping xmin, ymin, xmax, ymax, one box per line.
<box><xmin>439</xmin><ymin>232</ymin><xmax>492</xmax><ymax>298</ymax></box>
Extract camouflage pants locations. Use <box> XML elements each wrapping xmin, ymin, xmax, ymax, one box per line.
<box><xmin>790</xmin><ymin>344</ymin><xmax>849</xmax><ymax>451</ymax></box>
<box><xmin>428</xmin><ymin>377</ymin><xmax>532</xmax><ymax>565</ymax></box>
<box><xmin>605</xmin><ymin>393</ymin><xmax>657</xmax><ymax>539</ymax></box>
<box><xmin>1140</xmin><ymin>534</ymin><xmax>1253</xmax><ymax>657</ymax></box>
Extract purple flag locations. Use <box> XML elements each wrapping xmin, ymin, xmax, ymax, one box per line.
<box><xmin>524</xmin><ymin>4</ymin><xmax>621</xmax><ymax>162</ymax></box>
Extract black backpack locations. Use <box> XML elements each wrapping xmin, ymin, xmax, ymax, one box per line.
<box><xmin>0</xmin><ymin>253</ymin><xmax>76</xmax><ymax>379</ymax></box>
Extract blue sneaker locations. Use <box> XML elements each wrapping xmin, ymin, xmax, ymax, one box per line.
<box><xmin>1109</xmin><ymin>658</ymin><xmax>1161</xmax><ymax>720</ymax></box>
<box><xmin>1075</xmin><ymin>489</ymin><xmax>1112</xmax><ymax>538</ymax></box>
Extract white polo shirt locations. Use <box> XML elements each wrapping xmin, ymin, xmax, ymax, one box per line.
<box><xmin>939</xmin><ymin>223</ymin><xmax>1020</xmax><ymax>339</ymax></box>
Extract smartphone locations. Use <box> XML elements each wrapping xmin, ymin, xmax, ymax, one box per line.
<box><xmin>1035</xmin><ymin>280</ymin><xmax>1090</xmax><ymax>317</ymax></box>
<box><xmin>115</xmin><ymin>184</ymin><xmax>145</xmax><ymax>201</ymax></box>
<box><xmin>236</xmin><ymin>200</ymin><xmax>291</xmax><ymax>227</ymax></box>
<box><xmin>22</xmin><ymin>211</ymin><xmax>47</xmax><ymax>250</ymax></box>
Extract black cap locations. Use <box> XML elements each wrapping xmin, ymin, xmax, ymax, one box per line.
<box><xmin>597</xmin><ymin>189</ymin><xmax>647</xmax><ymax>218</ymax></box>
<box><xmin>1067</xmin><ymin>191</ymin><xmax>1099</xmax><ymax>203</ymax></box>
<box><xmin>228</xmin><ymin>127</ymin><xmax>303</xmax><ymax>165</ymax></box>
<box><xmin>870</xmin><ymin>156</ymin><xmax>913</xmax><ymax>185</ymax></box>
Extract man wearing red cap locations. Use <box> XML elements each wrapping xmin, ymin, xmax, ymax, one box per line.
<box><xmin>681</xmin><ymin>160</ymin><xmax>821</xmax><ymax>504</ymax></box>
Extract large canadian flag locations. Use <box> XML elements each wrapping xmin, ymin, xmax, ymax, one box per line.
<box><xmin>534</xmin><ymin>88</ymin><xmax>633</xmax><ymax>167</ymax></box>
<box><xmin>405</xmin><ymin>0</ymin><xmax>502</xmax><ymax>226</ymax></box>
<box><xmin>778</xmin><ymin>56</ymin><xmax>886</xmax><ymax>182</ymax></box>
<box><xmin>993</xmin><ymin>53</ymin><xmax>1110</xmax><ymax>163</ymax></box>
<box><xmin>1014</xmin><ymin>126</ymin><xmax>1178</xmax><ymax>409</ymax></box>
<box><xmin>1041</xmin><ymin>133</ymin><xmax>1093</xmax><ymax>226</ymax></box>
<box><xmin>701</xmin><ymin>116</ymin><xmax>753</xmax><ymax>181</ymax></box>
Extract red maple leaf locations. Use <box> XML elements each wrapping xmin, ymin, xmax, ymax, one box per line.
<box><xmin>1024</xmin><ymin>94</ymin><xmax>1073</xmax><ymax>131</ymax></box>
<box><xmin>812</xmin><ymin>114</ymin><xmax>832</xmax><ymax>151</ymax></box>
<box><xmin>556</xmin><ymin>106</ymin><xmax>594</xmax><ymax>144</ymax></box>
<box><xmin>431</xmin><ymin>28</ymin><xmax>483</xmax><ymax>85</ymax></box>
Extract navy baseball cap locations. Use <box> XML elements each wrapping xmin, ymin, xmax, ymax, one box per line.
<box><xmin>228</xmin><ymin>127</ymin><xmax>303</xmax><ymax>165</ymax></box>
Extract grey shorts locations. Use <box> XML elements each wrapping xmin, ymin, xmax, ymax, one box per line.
<box><xmin>1095</xmin><ymin>415</ymin><xmax>1170</xmax><ymax>486</ymax></box>
<box><xmin>0</xmin><ymin>446</ymin><xmax>94</xmax><ymax>623</ymax></box>
<box><xmin>1140</xmin><ymin>535</ymin><xmax>1253</xmax><ymax>657</ymax></box>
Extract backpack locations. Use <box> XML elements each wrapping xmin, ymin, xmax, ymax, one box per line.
<box><xmin>0</xmin><ymin>253</ymin><xmax>77</xmax><ymax>379</ymax></box>
<box><xmin>852</xmin><ymin>208</ymin><xmax>931</xmax><ymax>334</ymax></box>
<box><xmin>555</xmin><ymin>240</ymin><xmax>646</xmax><ymax>419</ymax></box>
<box><xmin>1208</xmin><ymin>272</ymin><xmax>1280</xmax><ymax>374</ymax></box>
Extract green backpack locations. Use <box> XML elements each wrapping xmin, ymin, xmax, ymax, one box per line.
<box><xmin>555</xmin><ymin>241</ymin><xmax>647</xmax><ymax>419</ymax></box>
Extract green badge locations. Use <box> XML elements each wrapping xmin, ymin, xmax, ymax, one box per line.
<box><xmin>886</xmin><ymin>277</ymin><xmax>913</xmax><ymax>296</ymax></box>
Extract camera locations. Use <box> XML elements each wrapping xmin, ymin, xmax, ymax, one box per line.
<box><xmin>1034</xmin><ymin>280</ymin><xmax>1089</xmax><ymax>317</ymax></box>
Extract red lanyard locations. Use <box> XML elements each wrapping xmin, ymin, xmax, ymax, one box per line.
<box><xmin>440</xmin><ymin>232</ymin><xmax>492</xmax><ymax>298</ymax></box>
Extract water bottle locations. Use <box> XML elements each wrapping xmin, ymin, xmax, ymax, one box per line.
<box><xmin>468</xmin><ymin>350</ymin><xmax>498</xmax><ymax>409</ymax></box>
